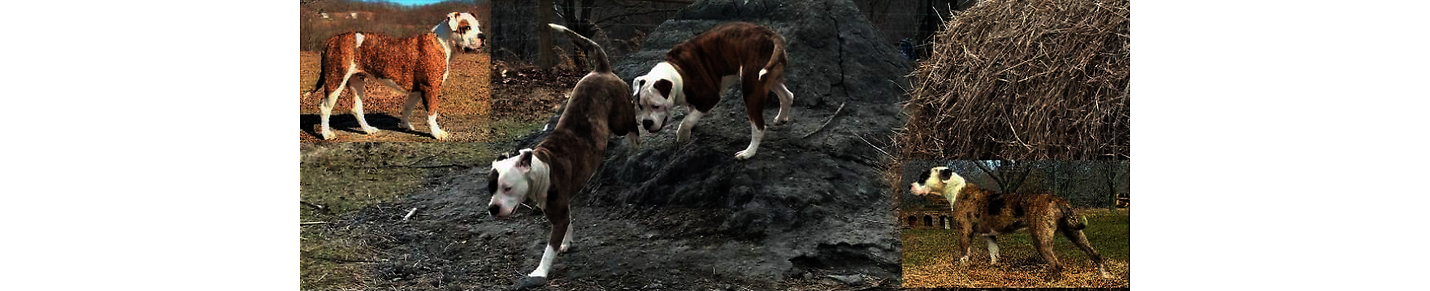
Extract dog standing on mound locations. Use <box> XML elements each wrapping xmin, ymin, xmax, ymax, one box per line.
<box><xmin>485</xmin><ymin>24</ymin><xmax>640</xmax><ymax>289</ymax></box>
<box><xmin>629</xmin><ymin>22</ymin><xmax>793</xmax><ymax>160</ymax></box>
<box><xmin>910</xmin><ymin>166</ymin><xmax>1112</xmax><ymax>278</ymax></box>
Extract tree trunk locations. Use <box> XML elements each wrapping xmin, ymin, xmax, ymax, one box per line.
<box><xmin>537</xmin><ymin>0</ymin><xmax>557</xmax><ymax>68</ymax></box>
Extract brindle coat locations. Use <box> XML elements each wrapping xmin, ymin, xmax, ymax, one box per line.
<box><xmin>911</xmin><ymin>167</ymin><xmax>1111</xmax><ymax>278</ymax></box>
<box><xmin>661</xmin><ymin>22</ymin><xmax>787</xmax><ymax>130</ymax></box>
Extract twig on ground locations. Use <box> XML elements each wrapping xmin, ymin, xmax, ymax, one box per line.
<box><xmin>856</xmin><ymin>134</ymin><xmax>894</xmax><ymax>158</ymax></box>
<box><xmin>802</xmin><ymin>101</ymin><xmax>847</xmax><ymax>139</ymax></box>
<box><xmin>301</xmin><ymin>221</ymin><xmax>329</xmax><ymax>225</ymax></box>
<box><xmin>301</xmin><ymin>201</ymin><xmax>329</xmax><ymax>213</ymax></box>
<box><xmin>401</xmin><ymin>207</ymin><xmax>418</xmax><ymax>222</ymax></box>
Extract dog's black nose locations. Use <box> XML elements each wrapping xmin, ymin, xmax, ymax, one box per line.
<box><xmin>642</xmin><ymin>120</ymin><xmax>655</xmax><ymax>131</ymax></box>
<box><xmin>487</xmin><ymin>204</ymin><xmax>501</xmax><ymax>218</ymax></box>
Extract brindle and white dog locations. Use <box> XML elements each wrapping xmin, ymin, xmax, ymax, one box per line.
<box><xmin>910</xmin><ymin>166</ymin><xmax>1111</xmax><ymax>278</ymax></box>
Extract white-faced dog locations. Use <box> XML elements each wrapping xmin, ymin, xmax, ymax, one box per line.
<box><xmin>305</xmin><ymin>12</ymin><xmax>484</xmax><ymax>140</ymax></box>
<box><xmin>486</xmin><ymin>24</ymin><xmax>640</xmax><ymax>289</ymax></box>
<box><xmin>630</xmin><ymin>22</ymin><xmax>793</xmax><ymax>160</ymax></box>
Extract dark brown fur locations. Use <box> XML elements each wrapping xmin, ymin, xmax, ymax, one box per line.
<box><xmin>530</xmin><ymin>25</ymin><xmax>640</xmax><ymax>256</ymax></box>
<box><xmin>664</xmin><ymin>22</ymin><xmax>787</xmax><ymax>130</ymax></box>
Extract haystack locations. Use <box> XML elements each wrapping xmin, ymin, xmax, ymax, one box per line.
<box><xmin>900</xmin><ymin>0</ymin><xmax>1130</xmax><ymax>160</ymax></box>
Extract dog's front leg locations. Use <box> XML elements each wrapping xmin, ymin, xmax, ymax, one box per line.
<box><xmin>676</xmin><ymin>109</ymin><xmax>705</xmax><ymax>144</ymax></box>
<box><xmin>530</xmin><ymin>206</ymin><xmax>568</xmax><ymax>278</ymax></box>
<box><xmin>956</xmin><ymin>218</ymin><xmax>973</xmax><ymax>266</ymax></box>
<box><xmin>984</xmin><ymin>235</ymin><xmax>1000</xmax><ymax>265</ymax></box>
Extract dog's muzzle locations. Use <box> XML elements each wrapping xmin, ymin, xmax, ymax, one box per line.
<box><xmin>487</xmin><ymin>204</ymin><xmax>502</xmax><ymax>219</ymax></box>
<box><xmin>642</xmin><ymin>120</ymin><xmax>656</xmax><ymax>132</ymax></box>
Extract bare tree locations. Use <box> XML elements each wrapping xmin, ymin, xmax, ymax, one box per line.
<box><xmin>538</xmin><ymin>0</ymin><xmax>557</xmax><ymax>68</ymax></box>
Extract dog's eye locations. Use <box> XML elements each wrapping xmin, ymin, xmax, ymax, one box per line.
<box><xmin>652</xmin><ymin>105</ymin><xmax>659</xmax><ymax>110</ymax></box>
<box><xmin>503</xmin><ymin>186</ymin><xmax>512</xmax><ymax>192</ymax></box>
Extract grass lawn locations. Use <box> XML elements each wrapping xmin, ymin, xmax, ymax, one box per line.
<box><xmin>901</xmin><ymin>208</ymin><xmax>1130</xmax><ymax>288</ymax></box>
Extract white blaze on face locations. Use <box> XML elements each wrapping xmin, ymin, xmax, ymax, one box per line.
<box><xmin>443</xmin><ymin>12</ymin><xmax>483</xmax><ymax>50</ymax></box>
<box><xmin>488</xmin><ymin>154</ymin><xmax>531</xmax><ymax>218</ymax></box>
<box><xmin>633</xmin><ymin>63</ymin><xmax>683</xmax><ymax>134</ymax></box>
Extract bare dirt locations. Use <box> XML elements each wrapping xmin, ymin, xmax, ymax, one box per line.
<box><xmin>298</xmin><ymin>51</ymin><xmax>492</xmax><ymax>143</ymax></box>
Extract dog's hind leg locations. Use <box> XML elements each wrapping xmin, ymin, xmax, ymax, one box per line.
<box><xmin>735</xmin><ymin>72</ymin><xmax>769</xmax><ymax>160</ymax></box>
<box><xmin>1062</xmin><ymin>227</ymin><xmax>1111</xmax><ymax>278</ymax></box>
<box><xmin>417</xmin><ymin>88</ymin><xmax>449</xmax><ymax>140</ymax></box>
<box><xmin>400</xmin><ymin>92</ymin><xmax>421</xmax><ymax>131</ymax></box>
<box><xmin>773</xmin><ymin>82</ymin><xmax>794</xmax><ymax>125</ymax></box>
<box><xmin>559</xmin><ymin>211</ymin><xmax>574</xmax><ymax>253</ymax></box>
<box><xmin>347</xmin><ymin>77</ymin><xmax>379</xmax><ymax>134</ymax></box>
<box><xmin>985</xmin><ymin>235</ymin><xmax>1001</xmax><ymax>265</ymax></box>
<box><xmin>1030</xmin><ymin>220</ymin><xmax>1063</xmax><ymax>275</ymax></box>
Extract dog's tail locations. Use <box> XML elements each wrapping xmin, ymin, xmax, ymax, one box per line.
<box><xmin>305</xmin><ymin>48</ymin><xmax>330</xmax><ymax>100</ymax></box>
<box><xmin>757</xmin><ymin>33</ymin><xmax>786</xmax><ymax>81</ymax></box>
<box><xmin>548</xmin><ymin>23</ymin><xmax>611</xmax><ymax>74</ymax></box>
<box><xmin>1060</xmin><ymin>201</ymin><xmax>1088</xmax><ymax>230</ymax></box>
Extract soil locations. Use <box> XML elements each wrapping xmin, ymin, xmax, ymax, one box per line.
<box><xmin>298</xmin><ymin>51</ymin><xmax>492</xmax><ymax>143</ymax></box>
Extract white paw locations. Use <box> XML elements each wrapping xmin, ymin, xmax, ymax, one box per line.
<box><xmin>735</xmin><ymin>150</ymin><xmax>755</xmax><ymax>160</ymax></box>
<box><xmin>775</xmin><ymin>116</ymin><xmax>792</xmax><ymax>125</ymax></box>
<box><xmin>320</xmin><ymin>129</ymin><xmax>336</xmax><ymax>140</ymax></box>
<box><xmin>958</xmin><ymin>256</ymin><xmax>969</xmax><ymax>266</ymax></box>
<box><xmin>360</xmin><ymin>126</ymin><xmax>380</xmax><ymax>134</ymax></box>
<box><xmin>559</xmin><ymin>244</ymin><xmax>570</xmax><ymax>253</ymax></box>
<box><xmin>677</xmin><ymin>131</ymin><xmax>691</xmax><ymax>144</ymax></box>
<box><xmin>401</xmin><ymin>122</ymin><xmax>415</xmax><ymax>130</ymax></box>
<box><xmin>431</xmin><ymin>129</ymin><xmax>449</xmax><ymax>140</ymax></box>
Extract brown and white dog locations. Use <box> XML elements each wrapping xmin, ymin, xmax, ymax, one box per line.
<box><xmin>630</xmin><ymin>22</ymin><xmax>793</xmax><ymax>160</ymax></box>
<box><xmin>486</xmin><ymin>24</ymin><xmax>639</xmax><ymax>288</ymax></box>
<box><xmin>910</xmin><ymin>167</ymin><xmax>1111</xmax><ymax>278</ymax></box>
<box><xmin>305</xmin><ymin>12</ymin><xmax>484</xmax><ymax>140</ymax></box>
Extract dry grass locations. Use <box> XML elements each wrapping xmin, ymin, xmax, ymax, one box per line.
<box><xmin>297</xmin><ymin>51</ymin><xmax>492</xmax><ymax>142</ymax></box>
<box><xmin>900</xmin><ymin>0</ymin><xmax>1130</xmax><ymax>160</ymax></box>
<box><xmin>901</xmin><ymin>208</ymin><xmax>1130</xmax><ymax>288</ymax></box>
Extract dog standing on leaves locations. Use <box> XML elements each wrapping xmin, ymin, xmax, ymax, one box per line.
<box><xmin>486</xmin><ymin>24</ymin><xmax>640</xmax><ymax>289</ymax></box>
<box><xmin>910</xmin><ymin>167</ymin><xmax>1112</xmax><ymax>278</ymax></box>
<box><xmin>630</xmin><ymin>22</ymin><xmax>793</xmax><ymax>160</ymax></box>
<box><xmin>306</xmin><ymin>12</ymin><xmax>484</xmax><ymax>140</ymax></box>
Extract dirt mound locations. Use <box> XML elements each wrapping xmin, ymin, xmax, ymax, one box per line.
<box><xmin>900</xmin><ymin>0</ymin><xmax>1131</xmax><ymax>160</ymax></box>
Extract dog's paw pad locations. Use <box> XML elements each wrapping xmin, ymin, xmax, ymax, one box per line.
<box><xmin>511</xmin><ymin>276</ymin><xmax>547</xmax><ymax>290</ymax></box>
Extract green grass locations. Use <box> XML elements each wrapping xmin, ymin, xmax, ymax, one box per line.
<box><xmin>903</xmin><ymin>208</ymin><xmax>1130</xmax><ymax>267</ymax></box>
<box><xmin>299</xmin><ymin>119</ymin><xmax>548</xmax><ymax>290</ymax></box>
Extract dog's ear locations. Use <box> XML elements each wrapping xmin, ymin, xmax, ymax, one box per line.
<box><xmin>487</xmin><ymin>168</ymin><xmax>499</xmax><ymax>194</ymax></box>
<box><xmin>516</xmin><ymin>149</ymin><xmax>534</xmax><ymax>173</ymax></box>
<box><xmin>939</xmin><ymin>168</ymin><xmax>953</xmax><ymax>181</ymax></box>
<box><xmin>654</xmin><ymin>79</ymin><xmax>673</xmax><ymax>99</ymax></box>
<box><xmin>632</xmin><ymin>76</ymin><xmax>646</xmax><ymax>98</ymax></box>
<box><xmin>447</xmin><ymin>12</ymin><xmax>460</xmax><ymax>29</ymax></box>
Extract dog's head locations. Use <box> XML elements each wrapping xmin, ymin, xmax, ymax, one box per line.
<box><xmin>910</xmin><ymin>167</ymin><xmax>966</xmax><ymax>199</ymax></box>
<box><xmin>442</xmin><ymin>12</ymin><xmax>485</xmax><ymax>52</ymax></box>
<box><xmin>631</xmin><ymin>63</ymin><xmax>682</xmax><ymax>135</ymax></box>
<box><xmin>487</xmin><ymin>149</ymin><xmax>540</xmax><ymax>219</ymax></box>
